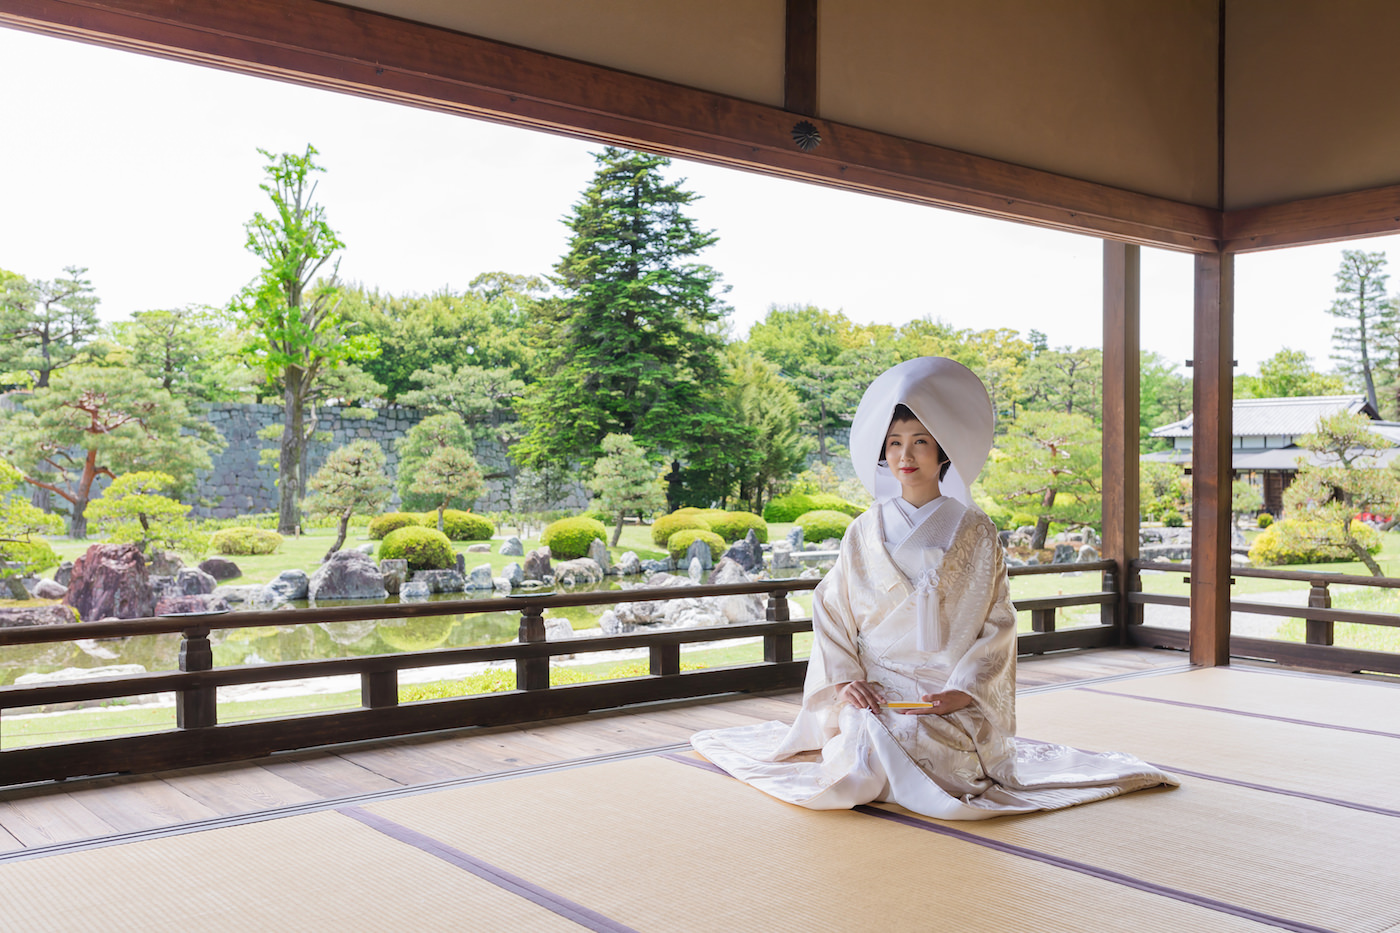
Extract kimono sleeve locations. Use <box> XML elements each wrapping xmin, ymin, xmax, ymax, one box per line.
<box><xmin>805</xmin><ymin>553</ymin><xmax>868</xmax><ymax>693</ymax></box>
<box><xmin>942</xmin><ymin>516</ymin><xmax>1018</xmax><ymax>735</ymax></box>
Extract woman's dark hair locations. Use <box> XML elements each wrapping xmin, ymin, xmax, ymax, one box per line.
<box><xmin>881</xmin><ymin>404</ymin><xmax>951</xmax><ymax>480</ymax></box>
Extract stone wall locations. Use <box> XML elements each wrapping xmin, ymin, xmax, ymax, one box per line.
<box><xmin>193</xmin><ymin>404</ymin><xmax>587</xmax><ymax>519</ymax></box>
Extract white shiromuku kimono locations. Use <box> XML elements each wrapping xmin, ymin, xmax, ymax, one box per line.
<box><xmin>691</xmin><ymin>496</ymin><xmax>1177</xmax><ymax>820</ymax></box>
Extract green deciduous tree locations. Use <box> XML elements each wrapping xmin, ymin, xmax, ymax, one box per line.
<box><xmin>1287</xmin><ymin>411</ymin><xmax>1400</xmax><ymax>575</ymax></box>
<box><xmin>1235</xmin><ymin>348</ymin><xmax>1347</xmax><ymax>401</ymax></box>
<box><xmin>1021</xmin><ymin>347</ymin><xmax>1103</xmax><ymax>422</ymax></box>
<box><xmin>982</xmin><ymin>410</ymin><xmax>1102</xmax><ymax>549</ymax></box>
<box><xmin>104</xmin><ymin>306</ymin><xmax>252</xmax><ymax>403</ymax></box>
<box><xmin>304</xmin><ymin>440</ymin><xmax>393</xmax><ymax>560</ymax></box>
<box><xmin>0</xmin><ymin>456</ymin><xmax>64</xmax><ymax>580</ymax></box>
<box><xmin>1231</xmin><ymin>479</ymin><xmax>1264</xmax><ymax>530</ymax></box>
<box><xmin>721</xmin><ymin>345</ymin><xmax>810</xmax><ymax>513</ymax></box>
<box><xmin>747</xmin><ymin>304</ymin><xmax>859</xmax><ymax>465</ymax></box>
<box><xmin>0</xmin><ymin>265</ymin><xmax>102</xmax><ymax>388</ymax></box>
<box><xmin>518</xmin><ymin>148</ymin><xmax>731</xmax><ymax>491</ymax></box>
<box><xmin>0</xmin><ymin>366</ymin><xmax>220</xmax><ymax>537</ymax></box>
<box><xmin>233</xmin><ymin>145</ymin><xmax>379</xmax><ymax>535</ymax></box>
<box><xmin>588</xmin><ymin>433</ymin><xmax>667</xmax><ymax>545</ymax></box>
<box><xmin>1327</xmin><ymin>250</ymin><xmax>1392</xmax><ymax>414</ymax></box>
<box><xmin>1140</xmin><ymin>351</ymin><xmax>1191</xmax><ymax>450</ymax></box>
<box><xmin>410</xmin><ymin>446</ymin><xmax>485</xmax><ymax>533</ymax></box>
<box><xmin>85</xmin><ymin>471</ymin><xmax>207</xmax><ymax>557</ymax></box>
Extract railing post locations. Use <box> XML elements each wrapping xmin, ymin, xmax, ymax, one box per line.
<box><xmin>649</xmin><ymin>643</ymin><xmax>680</xmax><ymax>677</ymax></box>
<box><xmin>1031</xmin><ymin>608</ymin><xmax>1056</xmax><ymax>634</ymax></box>
<box><xmin>1306</xmin><ymin>580</ymin><xmax>1334</xmax><ymax>646</ymax></box>
<box><xmin>1101</xmin><ymin>564</ymin><xmax>1118</xmax><ymax>629</ymax></box>
<box><xmin>765</xmin><ymin>589</ymin><xmax>792</xmax><ymax>663</ymax></box>
<box><xmin>517</xmin><ymin>604</ymin><xmax>548</xmax><ymax>691</ymax></box>
<box><xmin>361</xmin><ymin>669</ymin><xmax>398</xmax><ymax>708</ymax></box>
<box><xmin>177</xmin><ymin>626</ymin><xmax>216</xmax><ymax>729</ymax></box>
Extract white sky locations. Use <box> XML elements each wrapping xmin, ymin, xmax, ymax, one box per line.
<box><xmin>2</xmin><ymin>26</ymin><xmax>1396</xmax><ymax>375</ymax></box>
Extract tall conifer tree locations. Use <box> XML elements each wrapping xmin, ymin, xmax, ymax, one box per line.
<box><xmin>518</xmin><ymin>148</ymin><xmax>733</xmax><ymax>499</ymax></box>
<box><xmin>1327</xmin><ymin>249</ymin><xmax>1392</xmax><ymax>414</ymax></box>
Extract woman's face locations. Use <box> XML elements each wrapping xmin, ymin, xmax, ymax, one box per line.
<box><xmin>884</xmin><ymin>415</ymin><xmax>943</xmax><ymax>503</ymax></box>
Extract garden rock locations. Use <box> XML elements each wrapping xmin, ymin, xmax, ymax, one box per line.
<box><xmin>148</xmin><ymin>551</ymin><xmax>184</xmax><ymax>576</ymax></box>
<box><xmin>466</xmin><ymin>543</ymin><xmax>491</xmax><ymax>553</ymax></box>
<box><xmin>262</xmin><ymin>569</ymin><xmax>309</xmax><ymax>602</ymax></box>
<box><xmin>614</xmin><ymin>551</ymin><xmax>642</xmax><ymax>576</ymax></box>
<box><xmin>685</xmin><ymin>538</ymin><xmax>713</xmax><ymax>571</ymax></box>
<box><xmin>178</xmin><ymin>567</ymin><xmax>218</xmax><ymax>596</ymax></box>
<box><xmin>502</xmin><ymin>562</ymin><xmax>524</xmax><ymax>587</ymax></box>
<box><xmin>198</xmin><ymin>557</ymin><xmax>242</xmax><ymax>581</ymax></box>
<box><xmin>0</xmin><ymin>604</ymin><xmax>78</xmax><ymax>627</ymax></box>
<box><xmin>799</xmin><ymin>566</ymin><xmax>822</xmax><ymax>579</ymax></box>
<box><xmin>413</xmin><ymin>569</ymin><xmax>466</xmax><ymax>593</ymax></box>
<box><xmin>54</xmin><ymin>561</ymin><xmax>74</xmax><ymax>587</ymax></box>
<box><xmin>720</xmin><ymin>534</ymin><xmax>762</xmax><ymax>573</ymax></box>
<box><xmin>455</xmin><ymin>553</ymin><xmax>467</xmax><ymax>574</ymax></box>
<box><xmin>587</xmin><ymin>538</ymin><xmax>611</xmax><ymax>573</ymax></box>
<box><xmin>1052</xmin><ymin>544</ymin><xmax>1078</xmax><ymax>564</ymax></box>
<box><xmin>308</xmin><ymin>550</ymin><xmax>388</xmax><ymax>601</ymax></box>
<box><xmin>211</xmin><ymin>584</ymin><xmax>265</xmax><ymax>604</ymax></box>
<box><xmin>64</xmin><ymin>543</ymin><xmax>155</xmax><ymax>621</ymax></box>
<box><xmin>554</xmin><ymin>558</ymin><xmax>603</xmax><ymax>587</ymax></box>
<box><xmin>688</xmin><ymin>557</ymin><xmax>704</xmax><ymax>582</ymax></box>
<box><xmin>399</xmin><ymin>580</ymin><xmax>431</xmax><ymax>600</ymax></box>
<box><xmin>708</xmin><ymin>557</ymin><xmax>766</xmax><ymax>623</ymax></box>
<box><xmin>820</xmin><ymin>538</ymin><xmax>843</xmax><ymax>552</ymax></box>
<box><xmin>500</xmin><ymin>536</ymin><xmax>524</xmax><ymax>556</ymax></box>
<box><xmin>32</xmin><ymin>579</ymin><xmax>67</xmax><ymax>600</ymax></box>
<box><xmin>467</xmin><ymin>564</ymin><xmax>494</xmax><ymax>590</ymax></box>
<box><xmin>155</xmin><ymin>594</ymin><xmax>232</xmax><ymax>615</ymax></box>
<box><xmin>786</xmin><ymin>526</ymin><xmax>804</xmax><ymax>549</ymax></box>
<box><xmin>639</xmin><ymin>558</ymin><xmax>673</xmax><ymax>573</ymax></box>
<box><xmin>1077</xmin><ymin>545</ymin><xmax>1100</xmax><ymax>563</ymax></box>
<box><xmin>544</xmin><ymin>617</ymin><xmax>574</xmax><ymax>641</ymax></box>
<box><xmin>771</xmin><ymin>541</ymin><xmax>797</xmax><ymax>569</ymax></box>
<box><xmin>523</xmin><ymin>547</ymin><xmax>553</xmax><ymax>581</ymax></box>
<box><xmin>355</xmin><ymin>543</ymin><xmax>377</xmax><ymax>556</ymax></box>
<box><xmin>379</xmin><ymin>559</ymin><xmax>408</xmax><ymax>595</ymax></box>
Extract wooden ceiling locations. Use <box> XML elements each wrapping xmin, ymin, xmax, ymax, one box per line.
<box><xmin>4</xmin><ymin>0</ymin><xmax>1400</xmax><ymax>254</ymax></box>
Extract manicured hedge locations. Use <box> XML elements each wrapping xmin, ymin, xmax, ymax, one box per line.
<box><xmin>794</xmin><ymin>509</ymin><xmax>853</xmax><ymax>544</ymax></box>
<box><xmin>763</xmin><ymin>493</ymin><xmax>863</xmax><ymax>523</ymax></box>
<box><xmin>667</xmin><ymin>528</ymin><xmax>726</xmax><ymax>562</ymax></box>
<box><xmin>542</xmin><ymin>516</ymin><xmax>608</xmax><ymax>560</ymax></box>
<box><xmin>651</xmin><ymin>512</ymin><xmax>712</xmax><ymax>547</ymax></box>
<box><xmin>437</xmin><ymin>509</ymin><xmax>495</xmax><ymax>541</ymax></box>
<box><xmin>368</xmin><ymin>512</ymin><xmax>424</xmax><ymax>540</ymax></box>
<box><xmin>703</xmin><ymin>510</ymin><xmax>768</xmax><ymax>544</ymax></box>
<box><xmin>209</xmin><ymin>527</ymin><xmax>284</xmax><ymax>556</ymax></box>
<box><xmin>1248</xmin><ymin>517</ymin><xmax>1381</xmax><ymax>566</ymax></box>
<box><xmin>379</xmin><ymin>525</ymin><xmax>455</xmax><ymax>571</ymax></box>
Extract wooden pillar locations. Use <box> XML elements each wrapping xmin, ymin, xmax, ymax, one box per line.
<box><xmin>1102</xmin><ymin>241</ymin><xmax>1141</xmax><ymax>638</ymax></box>
<box><xmin>1191</xmin><ymin>252</ymin><xmax>1234</xmax><ymax>666</ymax></box>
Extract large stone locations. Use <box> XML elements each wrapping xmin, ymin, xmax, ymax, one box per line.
<box><xmin>399</xmin><ymin>580</ymin><xmax>431</xmax><ymax>600</ymax></box>
<box><xmin>544</xmin><ymin>616</ymin><xmax>574</xmax><ymax>641</ymax></box>
<box><xmin>555</xmin><ymin>558</ymin><xmax>603</xmax><ymax>587</ymax></box>
<box><xmin>64</xmin><ymin>543</ymin><xmax>156</xmax><ymax>621</ymax></box>
<box><xmin>499</xmin><ymin>536</ymin><xmax>524</xmax><ymax>556</ymax></box>
<box><xmin>1077</xmin><ymin>544</ymin><xmax>1100</xmax><ymax>563</ymax></box>
<box><xmin>587</xmin><ymin>538</ymin><xmax>612</xmax><ymax>573</ymax></box>
<box><xmin>177</xmin><ymin>567</ymin><xmax>218</xmax><ymax>596</ymax></box>
<box><xmin>155</xmin><ymin>594</ymin><xmax>232</xmax><ymax>615</ymax></box>
<box><xmin>466</xmin><ymin>542</ymin><xmax>491</xmax><ymax>553</ymax></box>
<box><xmin>685</xmin><ymin>538</ymin><xmax>713</xmax><ymax>571</ymax></box>
<box><xmin>614</xmin><ymin>550</ymin><xmax>642</xmax><ymax>576</ymax></box>
<box><xmin>0</xmin><ymin>604</ymin><xmax>79</xmax><ymax>627</ymax></box>
<box><xmin>523</xmin><ymin>547</ymin><xmax>553</xmax><ymax>581</ymax></box>
<box><xmin>53</xmin><ymin>560</ymin><xmax>74</xmax><ymax>587</ymax></box>
<box><xmin>198</xmin><ymin>557</ymin><xmax>242</xmax><ymax>581</ymax></box>
<box><xmin>720</xmin><ymin>536</ymin><xmax>762</xmax><ymax>573</ymax></box>
<box><xmin>379</xmin><ymin>559</ymin><xmax>408</xmax><ymax>595</ymax></box>
<box><xmin>1051</xmin><ymin>544</ymin><xmax>1079</xmax><ymax>564</ymax></box>
<box><xmin>639</xmin><ymin>558</ymin><xmax>673</xmax><ymax>574</ymax></box>
<box><xmin>466</xmin><ymin>564</ymin><xmax>494</xmax><ymax>590</ymax></box>
<box><xmin>32</xmin><ymin>579</ymin><xmax>67</xmax><ymax>600</ymax></box>
<box><xmin>770</xmin><ymin>541</ymin><xmax>797</xmax><ymax>570</ymax></box>
<box><xmin>147</xmin><ymin>550</ymin><xmax>184</xmax><ymax>576</ymax></box>
<box><xmin>211</xmin><ymin>584</ymin><xmax>265</xmax><ymax>604</ymax></box>
<box><xmin>687</xmin><ymin>557</ymin><xmax>704</xmax><ymax>582</ymax></box>
<box><xmin>502</xmin><ymin>562</ymin><xmax>525</xmax><ymax>587</ymax></box>
<box><xmin>307</xmin><ymin>550</ymin><xmax>388</xmax><ymax>601</ymax></box>
<box><xmin>819</xmin><ymin>538</ymin><xmax>843</xmax><ymax>552</ymax></box>
<box><xmin>262</xmin><ymin>569</ymin><xmax>308</xmax><ymax>601</ymax></box>
<box><xmin>786</xmin><ymin>526</ymin><xmax>804</xmax><ymax>550</ymax></box>
<box><xmin>412</xmin><ymin>569</ymin><xmax>467</xmax><ymax>593</ymax></box>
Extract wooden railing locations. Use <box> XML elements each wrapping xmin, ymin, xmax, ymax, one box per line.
<box><xmin>1128</xmin><ymin>560</ymin><xmax>1400</xmax><ymax>677</ymax></box>
<box><xmin>0</xmin><ymin>564</ymin><xmax>1121</xmax><ymax>787</ymax></box>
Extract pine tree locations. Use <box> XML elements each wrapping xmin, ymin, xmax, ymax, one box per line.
<box><xmin>588</xmin><ymin>433</ymin><xmax>667</xmax><ymax>545</ymax></box>
<box><xmin>517</xmin><ymin>148</ymin><xmax>731</xmax><ymax>496</ymax></box>
<box><xmin>1327</xmin><ymin>250</ymin><xmax>1392</xmax><ymax>414</ymax></box>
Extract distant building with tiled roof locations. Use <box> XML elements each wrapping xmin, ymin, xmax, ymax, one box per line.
<box><xmin>1145</xmin><ymin>395</ymin><xmax>1400</xmax><ymax>514</ymax></box>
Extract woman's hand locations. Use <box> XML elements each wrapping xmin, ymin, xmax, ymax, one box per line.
<box><xmin>898</xmin><ymin>689</ymin><xmax>973</xmax><ymax>716</ymax></box>
<box><xmin>837</xmin><ymin>680</ymin><xmax>884</xmax><ymax>711</ymax></box>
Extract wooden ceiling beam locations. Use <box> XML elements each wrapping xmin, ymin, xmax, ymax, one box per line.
<box><xmin>1222</xmin><ymin>183</ymin><xmax>1400</xmax><ymax>252</ymax></box>
<box><xmin>0</xmin><ymin>0</ymin><xmax>1220</xmax><ymax>252</ymax></box>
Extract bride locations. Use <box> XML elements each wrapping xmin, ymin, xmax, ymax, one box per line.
<box><xmin>691</xmin><ymin>357</ymin><xmax>1175</xmax><ymax>820</ymax></box>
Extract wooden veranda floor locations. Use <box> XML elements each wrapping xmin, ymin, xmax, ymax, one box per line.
<box><xmin>0</xmin><ymin>647</ymin><xmax>1188</xmax><ymax>856</ymax></box>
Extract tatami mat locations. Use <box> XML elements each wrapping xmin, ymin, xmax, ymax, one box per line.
<box><xmin>1</xmin><ymin>666</ymin><xmax>1396</xmax><ymax>932</ymax></box>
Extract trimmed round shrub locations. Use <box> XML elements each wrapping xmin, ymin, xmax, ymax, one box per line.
<box><xmin>650</xmin><ymin>512</ymin><xmax>712</xmax><ymax>547</ymax></box>
<box><xmin>1257</xmin><ymin>513</ymin><xmax>1274</xmax><ymax>528</ymax></box>
<box><xmin>368</xmin><ymin>512</ymin><xmax>426</xmax><ymax>540</ymax></box>
<box><xmin>1248</xmin><ymin>517</ymin><xmax>1382</xmax><ymax>566</ymax></box>
<box><xmin>1162</xmin><ymin>511</ymin><xmax>1185</xmax><ymax>528</ymax></box>
<box><xmin>379</xmin><ymin>525</ymin><xmax>456</xmax><ymax>571</ymax></box>
<box><xmin>209</xmin><ymin>527</ymin><xmax>284</xmax><ymax>556</ymax></box>
<box><xmin>763</xmin><ymin>493</ymin><xmax>816</xmax><ymax>523</ymax></box>
<box><xmin>704</xmin><ymin>510</ymin><xmax>769</xmax><ymax>543</ymax></box>
<box><xmin>438</xmin><ymin>509</ymin><xmax>495</xmax><ymax>541</ymax></box>
<box><xmin>809</xmin><ymin>493</ymin><xmax>864</xmax><ymax>518</ymax></box>
<box><xmin>667</xmin><ymin>528</ymin><xmax>726</xmax><ymax>562</ymax></box>
<box><xmin>795</xmin><ymin>509</ymin><xmax>853</xmax><ymax>543</ymax></box>
<box><xmin>542</xmin><ymin>516</ymin><xmax>608</xmax><ymax>560</ymax></box>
